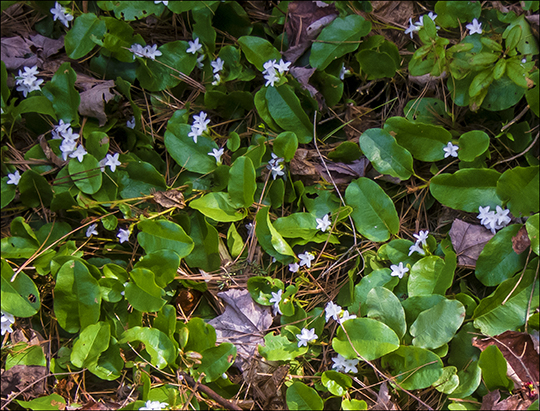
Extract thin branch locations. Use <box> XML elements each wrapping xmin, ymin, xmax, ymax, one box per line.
<box><xmin>179</xmin><ymin>372</ymin><xmax>242</xmax><ymax>411</ymax></box>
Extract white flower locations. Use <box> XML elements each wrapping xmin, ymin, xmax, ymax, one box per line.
<box><xmin>104</xmin><ymin>153</ymin><xmax>121</xmax><ymax>172</ymax></box>
<box><xmin>270</xmin><ymin>164</ymin><xmax>285</xmax><ymax>180</ymax></box>
<box><xmin>245</xmin><ymin>222</ymin><xmax>254</xmax><ymax>236</ymax></box>
<box><xmin>390</xmin><ymin>262</ymin><xmax>409</xmax><ymax>279</ymax></box>
<box><xmin>154</xmin><ymin>1</ymin><xmax>168</xmax><ymax>5</ymax></box>
<box><xmin>196</xmin><ymin>54</ymin><xmax>205</xmax><ymax>69</ymax></box>
<box><xmin>61</xmin><ymin>128</ymin><xmax>80</xmax><ymax>141</ymax></box>
<box><xmin>269</xmin><ymin>289</ymin><xmax>283</xmax><ymax>315</ymax></box>
<box><xmin>495</xmin><ymin>205</ymin><xmax>511</xmax><ymax>226</ymax></box>
<box><xmin>15</xmin><ymin>66</ymin><xmax>43</xmax><ymax>97</ymax></box>
<box><xmin>1</xmin><ymin>311</ymin><xmax>15</xmax><ymax>336</ymax></box>
<box><xmin>405</xmin><ymin>18</ymin><xmax>420</xmax><ymax>38</ymax></box>
<box><xmin>188</xmin><ymin>125</ymin><xmax>203</xmax><ymax>143</ymax></box>
<box><xmin>316</xmin><ymin>214</ymin><xmax>332</xmax><ymax>232</ymax></box>
<box><xmin>143</xmin><ymin>44</ymin><xmax>162</xmax><ymax>60</ymax></box>
<box><xmin>521</xmin><ymin>58</ymin><xmax>527</xmax><ymax>64</ymax></box>
<box><xmin>52</xmin><ymin>119</ymin><xmax>72</xmax><ymax>139</ymax></box>
<box><xmin>139</xmin><ymin>400</ymin><xmax>169</xmax><ymax>410</ymax></box>
<box><xmin>338</xmin><ymin>310</ymin><xmax>357</xmax><ymax>324</ymax></box>
<box><xmin>263</xmin><ymin>60</ymin><xmax>277</xmax><ymax>75</ymax></box>
<box><xmin>126</xmin><ymin>116</ymin><xmax>136</xmax><ymax>129</ymax></box>
<box><xmin>466</xmin><ymin>18</ymin><xmax>482</xmax><ymax>35</ymax></box>
<box><xmin>408</xmin><ymin>242</ymin><xmax>426</xmax><ymax>256</ymax></box>
<box><xmin>289</xmin><ymin>262</ymin><xmax>299</xmax><ymax>273</ymax></box>
<box><xmin>275</xmin><ymin>59</ymin><xmax>291</xmax><ymax>74</ymax></box>
<box><xmin>187</xmin><ymin>38</ymin><xmax>203</xmax><ymax>54</ymax></box>
<box><xmin>6</xmin><ymin>170</ymin><xmax>21</xmax><ymax>185</ymax></box>
<box><xmin>193</xmin><ymin>111</ymin><xmax>211</xmax><ymax>131</ymax></box>
<box><xmin>130</xmin><ymin>43</ymin><xmax>147</xmax><ymax>58</ymax></box>
<box><xmin>18</xmin><ymin>65</ymin><xmax>40</xmax><ymax>80</ymax></box>
<box><xmin>296</xmin><ymin>327</ymin><xmax>318</xmax><ymax>347</ymax></box>
<box><xmin>117</xmin><ymin>228</ymin><xmax>131</xmax><ymax>244</ymax></box>
<box><xmin>211</xmin><ymin>58</ymin><xmax>224</xmax><ymax>73</ymax></box>
<box><xmin>60</xmin><ymin>138</ymin><xmax>77</xmax><ymax>160</ymax></box>
<box><xmin>314</xmin><ymin>1</ymin><xmax>329</xmax><ymax>7</ymax></box>
<box><xmin>298</xmin><ymin>251</ymin><xmax>315</xmax><ymax>268</ymax></box>
<box><xmin>264</xmin><ymin>70</ymin><xmax>279</xmax><ymax>87</ymax></box>
<box><xmin>69</xmin><ymin>145</ymin><xmax>87</xmax><ymax>162</ymax></box>
<box><xmin>50</xmin><ymin>2</ymin><xmax>73</xmax><ymax>27</ymax></box>
<box><xmin>86</xmin><ymin>223</ymin><xmax>98</xmax><ymax>238</ymax></box>
<box><xmin>211</xmin><ymin>73</ymin><xmax>221</xmax><ymax>86</ymax></box>
<box><xmin>325</xmin><ymin>301</ymin><xmax>342</xmax><ymax>322</ymax></box>
<box><xmin>477</xmin><ymin>206</ymin><xmax>492</xmax><ymax>225</ymax></box>
<box><xmin>208</xmin><ymin>148</ymin><xmax>224</xmax><ymax>165</ymax></box>
<box><xmin>332</xmin><ymin>354</ymin><xmax>359</xmax><ymax>373</ymax></box>
<box><xmin>443</xmin><ymin>142</ymin><xmax>459</xmax><ymax>158</ymax></box>
<box><xmin>267</xmin><ymin>153</ymin><xmax>284</xmax><ymax>168</ymax></box>
<box><xmin>413</xmin><ymin>230</ymin><xmax>429</xmax><ymax>246</ymax></box>
<box><xmin>339</xmin><ymin>65</ymin><xmax>350</xmax><ymax>80</ymax></box>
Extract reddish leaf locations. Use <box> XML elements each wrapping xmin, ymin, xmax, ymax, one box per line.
<box><xmin>512</xmin><ymin>225</ymin><xmax>531</xmax><ymax>254</ymax></box>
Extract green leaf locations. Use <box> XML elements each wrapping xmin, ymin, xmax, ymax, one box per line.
<box><xmin>184</xmin><ymin>317</ymin><xmax>217</xmax><ymax>354</ymax></box>
<box><xmin>345</xmin><ymin>177</ymin><xmax>400</xmax><ymax>242</ymax></box>
<box><xmin>410</xmin><ymin>299</ymin><xmax>465</xmax><ymax>349</ymax></box>
<box><xmin>12</xmin><ymin>96</ymin><xmax>56</xmax><ymax>119</ymax></box>
<box><xmin>1</xmin><ymin>259</ymin><xmax>40</xmax><ymax>317</ymax></box>
<box><xmin>478</xmin><ymin>345</ymin><xmax>514</xmax><ymax>391</ymax></box>
<box><xmin>88</xmin><ymin>339</ymin><xmax>123</xmax><ymax>381</ymax></box>
<box><xmin>198</xmin><ymin>343</ymin><xmax>236</xmax><ymax>382</ymax></box>
<box><xmin>137</xmin><ymin>218</ymin><xmax>194</xmax><ymax>257</ymax></box>
<box><xmin>190</xmin><ymin>192</ymin><xmax>247</xmax><ymax>222</ymax></box>
<box><xmin>434</xmin><ymin>1</ymin><xmax>481</xmax><ymax>29</ymax></box>
<box><xmin>458</xmin><ymin>130</ymin><xmax>490</xmax><ymax>162</ymax></box>
<box><xmin>227</xmin><ymin>223</ymin><xmax>244</xmax><ymax>258</ymax></box>
<box><xmin>274</xmin><ymin>131</ymin><xmax>298</xmax><ymax>162</ymax></box>
<box><xmin>1</xmin><ymin>177</ymin><xmax>16</xmax><ymax>209</ymax></box>
<box><xmin>18</xmin><ymin>169</ymin><xmax>53</xmax><ymax>208</ymax></box>
<box><xmin>97</xmin><ymin>1</ymin><xmax>164</xmax><ymax>20</ymax></box>
<box><xmin>16</xmin><ymin>394</ymin><xmax>66</xmax><ymax>411</ymax></box>
<box><xmin>258</xmin><ymin>332</ymin><xmax>308</xmax><ymax>361</ymax></box>
<box><xmin>42</xmin><ymin>62</ymin><xmax>80</xmax><ymax>125</ymax></box>
<box><xmin>228</xmin><ymin>156</ymin><xmax>256</xmax><ymax>208</ymax></box>
<box><xmin>71</xmin><ymin>321</ymin><xmax>110</xmax><ymax>367</ymax></box>
<box><xmin>254</xmin><ymin>87</ymin><xmax>282</xmax><ymax>132</ymax></box>
<box><xmin>404</xmin><ymin>97</ymin><xmax>449</xmax><ymax>125</ymax></box>
<box><xmin>164</xmin><ymin>123</ymin><xmax>218</xmax><ymax>174</ymax></box>
<box><xmin>482</xmin><ymin>76</ymin><xmax>527</xmax><ymax>111</ymax></box>
<box><xmin>53</xmin><ymin>259</ymin><xmax>101</xmax><ymax>333</ymax></box>
<box><xmin>473</xmin><ymin>261</ymin><xmax>539</xmax><ymax>336</ymax></box>
<box><xmin>119</xmin><ymin>160</ymin><xmax>166</xmax><ymax>198</ymax></box>
<box><xmin>502</xmin><ymin>15</ymin><xmax>539</xmax><ymax>55</ymax></box>
<box><xmin>433</xmin><ymin>366</ymin><xmax>460</xmax><ymax>394</ymax></box>
<box><xmin>266</xmin><ymin>85</ymin><xmax>313</xmax><ymax>144</ymax></box>
<box><xmin>119</xmin><ymin>326</ymin><xmax>176</xmax><ymax>369</ymax></box>
<box><xmin>255</xmin><ymin>206</ymin><xmax>296</xmax><ymax>263</ymax></box>
<box><xmin>247</xmin><ymin>276</ymin><xmax>284</xmax><ymax>306</ymax></box>
<box><xmin>470</xmin><ymin>52</ymin><xmax>500</xmax><ymax>67</ymax></box>
<box><xmin>286</xmin><ymin>381</ymin><xmax>324</xmax><ymax>411</ymax></box>
<box><xmin>333</xmin><ymin>318</ymin><xmax>400</xmax><ymax>361</ymax></box>
<box><xmin>448</xmin><ymin>323</ymin><xmax>481</xmax><ymax>370</ymax></box>
<box><xmin>497</xmin><ymin>166</ymin><xmax>539</xmax><ymax>216</ymax></box>
<box><xmin>450</xmin><ymin>360</ymin><xmax>482</xmax><ymax>398</ymax></box>
<box><xmin>125</xmin><ymin>268</ymin><xmax>166</xmax><ymax>312</ymax></box>
<box><xmin>359</xmin><ymin>128</ymin><xmax>414</xmax><ymax>180</ymax></box>
<box><xmin>357</xmin><ymin>49</ymin><xmax>398</xmax><ymax>80</ymax></box>
<box><xmin>1</xmin><ymin>236</ymin><xmax>38</xmax><ymax>259</ymax></box>
<box><xmin>381</xmin><ymin>346</ymin><xmax>443</xmax><ymax>390</ymax></box>
<box><xmin>351</xmin><ymin>268</ymin><xmax>398</xmax><ymax>316</ymax></box>
<box><xmin>310</xmin><ymin>15</ymin><xmax>371</xmax><ymax>70</ymax></box>
<box><xmin>327</xmin><ymin>141</ymin><xmax>361</xmax><ymax>163</ymax></box>
<box><xmin>237</xmin><ymin>36</ymin><xmax>282</xmax><ymax>71</ymax></box>
<box><xmin>526</xmin><ymin>214</ymin><xmax>539</xmax><ymax>255</ymax></box>
<box><xmin>384</xmin><ymin>117</ymin><xmax>452</xmax><ymax>161</ymax></box>
<box><xmin>408</xmin><ymin>255</ymin><xmax>454</xmax><ymax>297</ymax></box>
<box><xmin>68</xmin><ymin>155</ymin><xmax>102</xmax><ymax>195</ymax></box>
<box><xmin>65</xmin><ymin>13</ymin><xmax>106</xmax><ymax>59</ymax></box>
<box><xmin>321</xmin><ymin>370</ymin><xmax>352</xmax><ymax>396</ymax></box>
<box><xmin>365</xmin><ymin>287</ymin><xmax>407</xmax><ymax>339</ymax></box>
<box><xmin>134</xmin><ymin>249</ymin><xmax>180</xmax><ymax>288</ymax></box>
<box><xmin>184</xmin><ymin>212</ymin><xmax>220</xmax><ymax>272</ymax></box>
<box><xmin>273</xmin><ymin>213</ymin><xmax>318</xmax><ymax>239</ymax></box>
<box><xmin>6</xmin><ymin>345</ymin><xmax>46</xmax><ymax>370</ymax></box>
<box><xmin>342</xmin><ymin>399</ymin><xmax>368</xmax><ymax>410</ymax></box>
<box><xmin>430</xmin><ymin>169</ymin><xmax>502</xmax><ymax>212</ymax></box>
<box><xmin>476</xmin><ymin>225</ymin><xmax>528</xmax><ymax>286</ymax></box>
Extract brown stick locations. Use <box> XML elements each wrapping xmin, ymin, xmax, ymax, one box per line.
<box><xmin>179</xmin><ymin>372</ymin><xmax>242</xmax><ymax>411</ymax></box>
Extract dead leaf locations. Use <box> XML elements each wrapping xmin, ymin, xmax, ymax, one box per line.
<box><xmin>372</xmin><ymin>381</ymin><xmax>399</xmax><ymax>410</ymax></box>
<box><xmin>0</xmin><ymin>36</ymin><xmax>38</xmax><ymax>70</ymax></box>
<box><xmin>175</xmin><ymin>289</ymin><xmax>201</xmax><ymax>314</ymax></box>
<box><xmin>512</xmin><ymin>225</ymin><xmax>531</xmax><ymax>255</ymax></box>
<box><xmin>472</xmin><ymin>331</ymin><xmax>539</xmax><ymax>386</ymax></box>
<box><xmin>314</xmin><ymin>157</ymin><xmax>370</xmax><ymax>184</ymax></box>
<box><xmin>38</xmin><ymin>134</ymin><xmax>65</xmax><ymax>167</ymax></box>
<box><xmin>1</xmin><ymin>365</ymin><xmax>48</xmax><ymax>399</ymax></box>
<box><xmin>481</xmin><ymin>389</ymin><xmax>534</xmax><ymax>411</ymax></box>
<box><xmin>79</xmin><ymin>400</ymin><xmax>120</xmax><ymax>410</ymax></box>
<box><xmin>207</xmin><ymin>288</ymin><xmax>273</xmax><ymax>371</ymax></box>
<box><xmin>28</xmin><ymin>34</ymin><xmax>65</xmax><ymax>59</ymax></box>
<box><xmin>449</xmin><ymin>219</ymin><xmax>494</xmax><ymax>268</ymax></box>
<box><xmin>153</xmin><ymin>190</ymin><xmax>185</xmax><ymax>209</ymax></box>
<box><xmin>78</xmin><ymin>80</ymin><xmax>116</xmax><ymax>126</ymax></box>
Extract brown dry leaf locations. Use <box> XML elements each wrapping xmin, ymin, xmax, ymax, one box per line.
<box><xmin>512</xmin><ymin>225</ymin><xmax>531</xmax><ymax>254</ymax></box>
<box><xmin>315</xmin><ymin>157</ymin><xmax>370</xmax><ymax>184</ymax></box>
<box><xmin>0</xmin><ymin>365</ymin><xmax>48</xmax><ymax>399</ymax></box>
<box><xmin>0</xmin><ymin>36</ymin><xmax>38</xmax><ymax>70</ymax></box>
<box><xmin>207</xmin><ymin>288</ymin><xmax>273</xmax><ymax>371</ymax></box>
<box><xmin>449</xmin><ymin>219</ymin><xmax>494</xmax><ymax>268</ymax></box>
<box><xmin>78</xmin><ymin>80</ymin><xmax>116</xmax><ymax>126</ymax></box>
<box><xmin>78</xmin><ymin>400</ymin><xmax>120</xmax><ymax>410</ymax></box>
<box><xmin>28</xmin><ymin>34</ymin><xmax>65</xmax><ymax>59</ymax></box>
<box><xmin>472</xmin><ymin>331</ymin><xmax>539</xmax><ymax>385</ymax></box>
<box><xmin>283</xmin><ymin>1</ymin><xmax>338</xmax><ymax>64</ymax></box>
<box><xmin>481</xmin><ymin>389</ymin><xmax>534</xmax><ymax>411</ymax></box>
<box><xmin>153</xmin><ymin>190</ymin><xmax>185</xmax><ymax>209</ymax></box>
<box><xmin>290</xmin><ymin>148</ymin><xmax>319</xmax><ymax>176</ymax></box>
<box><xmin>372</xmin><ymin>381</ymin><xmax>399</xmax><ymax>410</ymax></box>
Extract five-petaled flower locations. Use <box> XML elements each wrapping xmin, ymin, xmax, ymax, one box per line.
<box><xmin>6</xmin><ymin>170</ymin><xmax>21</xmax><ymax>185</ymax></box>
<box><xmin>1</xmin><ymin>311</ymin><xmax>15</xmax><ymax>336</ymax></box>
<box><xmin>390</xmin><ymin>262</ymin><xmax>409</xmax><ymax>279</ymax></box>
<box><xmin>269</xmin><ymin>289</ymin><xmax>283</xmax><ymax>315</ymax></box>
<box><xmin>86</xmin><ymin>223</ymin><xmax>98</xmax><ymax>238</ymax></box>
<box><xmin>69</xmin><ymin>145</ymin><xmax>87</xmax><ymax>162</ymax></box>
<box><xmin>117</xmin><ymin>228</ymin><xmax>131</xmax><ymax>244</ymax></box>
<box><xmin>138</xmin><ymin>400</ymin><xmax>169</xmax><ymax>410</ymax></box>
<box><xmin>408</xmin><ymin>242</ymin><xmax>426</xmax><ymax>256</ymax></box>
<box><xmin>269</xmin><ymin>164</ymin><xmax>285</xmax><ymax>180</ymax></box>
<box><xmin>208</xmin><ymin>148</ymin><xmax>224</xmax><ymax>165</ymax></box>
<box><xmin>50</xmin><ymin>2</ymin><xmax>73</xmax><ymax>27</ymax></box>
<box><xmin>332</xmin><ymin>354</ymin><xmax>359</xmax><ymax>373</ymax></box>
<box><xmin>15</xmin><ymin>65</ymin><xmax>44</xmax><ymax>97</ymax></box>
<box><xmin>211</xmin><ymin>58</ymin><xmax>224</xmax><ymax>74</ymax></box>
<box><xmin>296</xmin><ymin>327</ymin><xmax>318</xmax><ymax>347</ymax></box>
<box><xmin>338</xmin><ymin>310</ymin><xmax>357</xmax><ymax>324</ymax></box>
<box><xmin>101</xmin><ymin>153</ymin><xmax>122</xmax><ymax>172</ymax></box>
<box><xmin>289</xmin><ymin>262</ymin><xmax>300</xmax><ymax>273</ymax></box>
<box><xmin>187</xmin><ymin>38</ymin><xmax>203</xmax><ymax>54</ymax></box>
<box><xmin>413</xmin><ymin>230</ymin><xmax>429</xmax><ymax>246</ymax></box>
<box><xmin>325</xmin><ymin>301</ymin><xmax>342</xmax><ymax>322</ymax></box>
<box><xmin>316</xmin><ymin>214</ymin><xmax>332</xmax><ymax>232</ymax></box>
<box><xmin>443</xmin><ymin>142</ymin><xmax>459</xmax><ymax>158</ymax></box>
<box><xmin>298</xmin><ymin>251</ymin><xmax>315</xmax><ymax>268</ymax></box>
<box><xmin>126</xmin><ymin>117</ymin><xmax>136</xmax><ymax>129</ymax></box>
<box><xmin>466</xmin><ymin>19</ymin><xmax>483</xmax><ymax>35</ymax></box>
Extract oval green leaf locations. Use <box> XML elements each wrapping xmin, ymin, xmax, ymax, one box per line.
<box><xmin>137</xmin><ymin>218</ymin><xmax>194</xmax><ymax>257</ymax></box>
<box><xmin>458</xmin><ymin>130</ymin><xmax>490</xmax><ymax>162</ymax></box>
<box><xmin>228</xmin><ymin>156</ymin><xmax>256</xmax><ymax>208</ymax></box>
<box><xmin>286</xmin><ymin>381</ymin><xmax>323</xmax><ymax>411</ymax></box>
<box><xmin>65</xmin><ymin>13</ymin><xmax>106</xmax><ymax>59</ymax></box>
<box><xmin>190</xmin><ymin>192</ymin><xmax>247</xmax><ymax>222</ymax></box>
<box><xmin>408</xmin><ymin>255</ymin><xmax>455</xmax><ymax>297</ymax></box>
<box><xmin>198</xmin><ymin>343</ymin><xmax>236</xmax><ymax>382</ymax></box>
<box><xmin>1</xmin><ymin>259</ymin><xmax>40</xmax><ymax>317</ymax></box>
<box><xmin>71</xmin><ymin>321</ymin><xmax>110</xmax><ymax>368</ymax></box>
<box><xmin>125</xmin><ymin>268</ymin><xmax>166</xmax><ymax>312</ymax></box>
<box><xmin>68</xmin><ymin>155</ymin><xmax>102</xmax><ymax>195</ymax></box>
<box><xmin>365</xmin><ymin>286</ymin><xmax>407</xmax><ymax>339</ymax></box>
<box><xmin>119</xmin><ymin>326</ymin><xmax>176</xmax><ymax>369</ymax></box>
<box><xmin>496</xmin><ymin>166</ymin><xmax>539</xmax><ymax>216</ymax></box>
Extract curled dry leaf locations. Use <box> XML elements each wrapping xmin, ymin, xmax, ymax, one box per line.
<box><xmin>481</xmin><ymin>389</ymin><xmax>534</xmax><ymax>411</ymax></box>
<box><xmin>449</xmin><ymin>219</ymin><xmax>494</xmax><ymax>268</ymax></box>
<box><xmin>512</xmin><ymin>225</ymin><xmax>531</xmax><ymax>254</ymax></box>
<box><xmin>153</xmin><ymin>190</ymin><xmax>186</xmax><ymax>209</ymax></box>
<box><xmin>0</xmin><ymin>365</ymin><xmax>48</xmax><ymax>399</ymax></box>
<box><xmin>372</xmin><ymin>381</ymin><xmax>399</xmax><ymax>410</ymax></box>
<box><xmin>0</xmin><ymin>36</ymin><xmax>38</xmax><ymax>70</ymax></box>
<box><xmin>78</xmin><ymin>80</ymin><xmax>116</xmax><ymax>126</ymax></box>
<box><xmin>28</xmin><ymin>34</ymin><xmax>65</xmax><ymax>59</ymax></box>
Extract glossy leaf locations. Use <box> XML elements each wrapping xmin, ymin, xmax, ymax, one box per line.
<box><xmin>184</xmin><ymin>212</ymin><xmax>220</xmax><ymax>272</ymax></box>
<box><xmin>71</xmin><ymin>321</ymin><xmax>110</xmax><ymax>367</ymax></box>
<box><xmin>134</xmin><ymin>249</ymin><xmax>180</xmax><ymax>288</ymax></box>
<box><xmin>125</xmin><ymin>268</ymin><xmax>166</xmax><ymax>312</ymax></box>
<box><xmin>198</xmin><ymin>343</ymin><xmax>236</xmax><ymax>382</ymax></box>
<box><xmin>526</xmin><ymin>214</ymin><xmax>539</xmax><ymax>255</ymax></box>
<box><xmin>190</xmin><ymin>192</ymin><xmax>247</xmax><ymax>222</ymax></box>
<box><xmin>351</xmin><ymin>268</ymin><xmax>398</xmax><ymax>316</ymax></box>
<box><xmin>1</xmin><ymin>177</ymin><xmax>16</xmax><ymax>209</ymax></box>
<box><xmin>255</xmin><ymin>206</ymin><xmax>296</xmax><ymax>263</ymax></box>
<box><xmin>68</xmin><ymin>155</ymin><xmax>102</xmax><ymax>195</ymax></box>
<box><xmin>458</xmin><ymin>130</ymin><xmax>490</xmax><ymax>162</ymax></box>
<box><xmin>451</xmin><ymin>361</ymin><xmax>482</xmax><ymax>398</ymax></box>
<box><xmin>345</xmin><ymin>177</ymin><xmax>400</xmax><ymax>242</ymax></box>
<box><xmin>286</xmin><ymin>381</ymin><xmax>323</xmax><ymax>411</ymax></box>
<box><xmin>16</xmin><ymin>394</ymin><xmax>66</xmax><ymax>411</ymax></box>
<box><xmin>237</xmin><ymin>36</ymin><xmax>281</xmax><ymax>71</ymax></box>
<box><xmin>478</xmin><ymin>345</ymin><xmax>514</xmax><ymax>391</ymax></box>
<box><xmin>1</xmin><ymin>259</ymin><xmax>40</xmax><ymax>317</ymax></box>
<box><xmin>137</xmin><ymin>219</ymin><xmax>193</xmax><ymax>257</ymax></box>
<box><xmin>274</xmin><ymin>131</ymin><xmax>298</xmax><ymax>162</ymax></box>
<box><xmin>258</xmin><ymin>332</ymin><xmax>307</xmax><ymax>361</ymax></box>
<box><xmin>433</xmin><ymin>366</ymin><xmax>459</xmax><ymax>394</ymax></box>
<box><xmin>184</xmin><ymin>317</ymin><xmax>217</xmax><ymax>354</ymax></box>
<box><xmin>65</xmin><ymin>13</ymin><xmax>106</xmax><ymax>59</ymax></box>
<box><xmin>496</xmin><ymin>166</ymin><xmax>539</xmax><ymax>216</ymax></box>
<box><xmin>321</xmin><ymin>370</ymin><xmax>352</xmax><ymax>396</ymax></box>
<box><xmin>408</xmin><ymin>255</ymin><xmax>455</xmax><ymax>297</ymax></box>
<box><xmin>19</xmin><ymin>169</ymin><xmax>53</xmax><ymax>208</ymax></box>
<box><xmin>228</xmin><ymin>156</ymin><xmax>256</xmax><ymax>208</ymax></box>
<box><xmin>41</xmin><ymin>62</ymin><xmax>80</xmax><ymax>125</ymax></box>
<box><xmin>119</xmin><ymin>161</ymin><xmax>167</xmax><ymax>198</ymax></box>
<box><xmin>365</xmin><ymin>287</ymin><xmax>407</xmax><ymax>339</ymax></box>
<box><xmin>119</xmin><ymin>327</ymin><xmax>176</xmax><ymax>369</ymax></box>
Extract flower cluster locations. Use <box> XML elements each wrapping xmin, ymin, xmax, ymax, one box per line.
<box><xmin>443</xmin><ymin>142</ymin><xmax>459</xmax><ymax>158</ymax></box>
<box><xmin>189</xmin><ymin>111</ymin><xmax>211</xmax><ymax>143</ymax></box>
<box><xmin>52</xmin><ymin>120</ymin><xmax>87</xmax><ymax>162</ymax></box>
<box><xmin>139</xmin><ymin>400</ymin><xmax>169</xmax><ymax>410</ymax></box>
<box><xmin>267</xmin><ymin>153</ymin><xmax>285</xmax><ymax>180</ymax></box>
<box><xmin>129</xmin><ymin>43</ymin><xmax>162</xmax><ymax>60</ymax></box>
<box><xmin>186</xmin><ymin>38</ymin><xmax>206</xmax><ymax>69</ymax></box>
<box><xmin>15</xmin><ymin>66</ymin><xmax>43</xmax><ymax>98</ymax></box>
<box><xmin>296</xmin><ymin>327</ymin><xmax>318</xmax><ymax>347</ymax></box>
<box><xmin>409</xmin><ymin>230</ymin><xmax>428</xmax><ymax>256</ymax></box>
<box><xmin>405</xmin><ymin>12</ymin><xmax>438</xmax><ymax>38</ymax></box>
<box><xmin>99</xmin><ymin>153</ymin><xmax>122</xmax><ymax>172</ymax></box>
<box><xmin>262</xmin><ymin>59</ymin><xmax>291</xmax><ymax>87</ymax></box>
<box><xmin>325</xmin><ymin>301</ymin><xmax>357</xmax><ymax>324</ymax></box>
<box><xmin>211</xmin><ymin>57</ymin><xmax>224</xmax><ymax>85</ymax></box>
<box><xmin>332</xmin><ymin>353</ymin><xmax>359</xmax><ymax>373</ymax></box>
<box><xmin>1</xmin><ymin>311</ymin><xmax>15</xmax><ymax>336</ymax></box>
<box><xmin>477</xmin><ymin>205</ymin><xmax>511</xmax><ymax>234</ymax></box>
<box><xmin>6</xmin><ymin>170</ymin><xmax>21</xmax><ymax>186</ymax></box>
<box><xmin>50</xmin><ymin>2</ymin><xmax>73</xmax><ymax>28</ymax></box>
